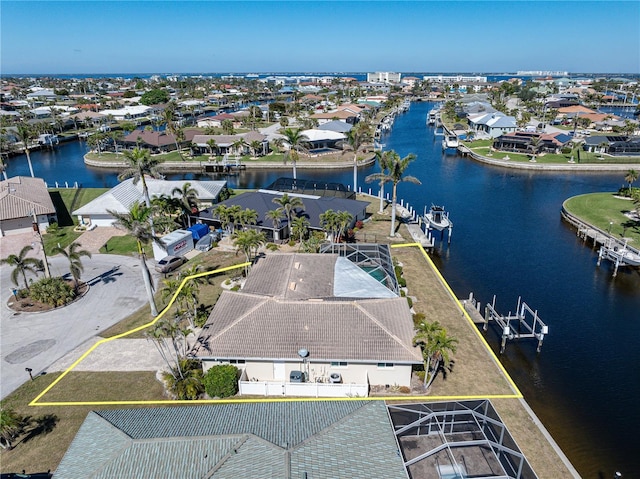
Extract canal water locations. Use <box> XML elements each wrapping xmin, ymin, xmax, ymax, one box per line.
<box><xmin>5</xmin><ymin>103</ymin><xmax>640</xmax><ymax>477</ymax></box>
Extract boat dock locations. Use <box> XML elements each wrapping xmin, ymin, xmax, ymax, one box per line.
<box><xmin>462</xmin><ymin>293</ymin><xmax>549</xmax><ymax>353</ymax></box>
<box><xmin>561</xmin><ymin>205</ymin><xmax>640</xmax><ymax>276</ymax></box>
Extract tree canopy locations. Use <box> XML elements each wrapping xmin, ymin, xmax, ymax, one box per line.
<box><xmin>140</xmin><ymin>89</ymin><xmax>170</xmax><ymax>106</ymax></box>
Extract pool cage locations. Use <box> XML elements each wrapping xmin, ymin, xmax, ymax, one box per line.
<box><xmin>388</xmin><ymin>400</ymin><xmax>538</xmax><ymax>479</ymax></box>
<box><xmin>264</xmin><ymin>177</ymin><xmax>355</xmax><ymax>199</ymax></box>
<box><xmin>320</xmin><ymin>243</ymin><xmax>399</xmax><ymax>296</ymax></box>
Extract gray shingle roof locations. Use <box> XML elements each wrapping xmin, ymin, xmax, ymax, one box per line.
<box><xmin>0</xmin><ymin>176</ymin><xmax>55</xmax><ymax>220</ymax></box>
<box><xmin>198</xmin><ymin>190</ymin><xmax>369</xmax><ymax>230</ymax></box>
<box><xmin>53</xmin><ymin>402</ymin><xmax>407</xmax><ymax>479</ymax></box>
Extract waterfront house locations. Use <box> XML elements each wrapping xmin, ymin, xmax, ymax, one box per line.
<box><xmin>197</xmin><ymin>188</ymin><xmax>368</xmax><ymax>241</ymax></box>
<box><xmin>468</xmin><ymin>112</ymin><xmax>517</xmax><ymax>138</ymax></box>
<box><xmin>72</xmin><ymin>178</ymin><xmax>227</xmax><ymax>228</ymax></box>
<box><xmin>493</xmin><ymin>131</ymin><xmax>573</xmax><ymax>155</ymax></box>
<box><xmin>191</xmin><ymin>131</ymin><xmax>268</xmax><ymax>156</ymax></box>
<box><xmin>120</xmin><ymin>129</ymin><xmax>182</xmax><ymax>153</ymax></box>
<box><xmin>0</xmin><ymin>176</ymin><xmax>56</xmax><ymax>236</ymax></box>
<box><xmin>583</xmin><ymin>135</ymin><xmax>640</xmax><ymax>155</ymax></box>
<box><xmin>190</xmin><ymin>252</ymin><xmax>421</xmax><ymax>396</ymax></box>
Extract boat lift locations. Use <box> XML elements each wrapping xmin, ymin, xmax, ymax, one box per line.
<box><xmin>482</xmin><ymin>296</ymin><xmax>549</xmax><ymax>353</ymax></box>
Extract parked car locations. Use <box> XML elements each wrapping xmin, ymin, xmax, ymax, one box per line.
<box><xmin>155</xmin><ymin>255</ymin><xmax>187</xmax><ymax>273</ymax></box>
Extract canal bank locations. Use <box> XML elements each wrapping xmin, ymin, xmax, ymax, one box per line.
<box><xmin>4</xmin><ymin>102</ymin><xmax>640</xmax><ymax>477</ymax></box>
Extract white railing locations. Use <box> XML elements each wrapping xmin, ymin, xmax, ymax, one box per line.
<box><xmin>239</xmin><ymin>380</ymin><xmax>369</xmax><ymax>398</ymax></box>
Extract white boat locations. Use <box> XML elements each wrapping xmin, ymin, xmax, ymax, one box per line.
<box><xmin>424</xmin><ymin>205</ymin><xmax>453</xmax><ymax>232</ymax></box>
<box><xmin>442</xmin><ymin>134</ymin><xmax>459</xmax><ymax>150</ymax></box>
<box><xmin>427</xmin><ymin>108</ymin><xmax>439</xmax><ymax>125</ymax></box>
<box><xmin>599</xmin><ymin>239</ymin><xmax>640</xmax><ymax>267</ymax></box>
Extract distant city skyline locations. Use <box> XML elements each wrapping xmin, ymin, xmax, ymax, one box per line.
<box><xmin>2</xmin><ymin>1</ymin><xmax>639</xmax><ymax>75</ymax></box>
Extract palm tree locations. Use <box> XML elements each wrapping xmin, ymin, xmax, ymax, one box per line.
<box><xmin>249</xmin><ymin>140</ymin><xmax>263</xmax><ymax>158</ymax></box>
<box><xmin>15</xmin><ymin>121</ymin><xmax>35</xmax><ymax>177</ymax></box>
<box><xmin>233</xmin><ymin>229</ymin><xmax>266</xmax><ymax>274</ymax></box>
<box><xmin>369</xmin><ymin>150</ymin><xmax>392</xmax><ymax>213</ymax></box>
<box><xmin>108</xmin><ymin>201</ymin><xmax>160</xmax><ymax>316</ymax></box>
<box><xmin>320</xmin><ymin>209</ymin><xmax>339</xmax><ymax>242</ymax></box>
<box><xmin>206</xmin><ymin>138</ymin><xmax>218</xmax><ymax>156</ymax></box>
<box><xmin>291</xmin><ymin>216</ymin><xmax>310</xmax><ymax>244</ymax></box>
<box><xmin>162</xmin><ymin>103</ymin><xmax>183</xmax><ymax>159</ymax></box>
<box><xmin>171</xmin><ymin>182</ymin><xmax>199</xmax><ymax>227</ymax></box>
<box><xmin>1</xmin><ymin>245</ymin><xmax>43</xmax><ymax>291</ymax></box>
<box><xmin>117</xmin><ymin>147</ymin><xmax>163</xmax><ymax>208</ymax></box>
<box><xmin>281</xmin><ymin>128</ymin><xmax>309</xmax><ymax>180</ymax></box>
<box><xmin>221</xmin><ymin>119</ymin><xmax>234</xmax><ymax>135</ymax></box>
<box><xmin>231</xmin><ymin>138</ymin><xmax>247</xmax><ymax>157</ymax></box>
<box><xmin>624</xmin><ymin>169</ymin><xmax>638</xmax><ymax>194</ymax></box>
<box><xmin>272</xmin><ymin>193</ymin><xmax>304</xmax><ymax>237</ymax></box>
<box><xmin>413</xmin><ymin>321</ymin><xmax>458</xmax><ymax>388</ymax></box>
<box><xmin>237</xmin><ymin>208</ymin><xmax>258</xmax><ymax>229</ymax></box>
<box><xmin>335</xmin><ymin>210</ymin><xmax>354</xmax><ymax>242</ymax></box>
<box><xmin>343</xmin><ymin>122</ymin><xmax>372</xmax><ymax>194</ymax></box>
<box><xmin>266</xmin><ymin>208</ymin><xmax>284</xmax><ymax>239</ymax></box>
<box><xmin>51</xmin><ymin>241</ymin><xmax>92</xmax><ymax>292</ymax></box>
<box><xmin>0</xmin><ymin>406</ymin><xmax>25</xmax><ymax>450</ymax></box>
<box><xmin>365</xmin><ymin>150</ymin><xmax>421</xmax><ymax>237</ymax></box>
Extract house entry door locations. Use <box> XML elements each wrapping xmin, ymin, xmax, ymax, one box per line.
<box><xmin>273</xmin><ymin>361</ymin><xmax>285</xmax><ymax>381</ymax></box>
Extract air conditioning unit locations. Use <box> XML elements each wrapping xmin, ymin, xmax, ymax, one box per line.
<box><xmin>329</xmin><ymin>372</ymin><xmax>342</xmax><ymax>384</ymax></box>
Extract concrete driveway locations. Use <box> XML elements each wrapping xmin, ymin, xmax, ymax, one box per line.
<box><xmin>0</xmin><ymin>253</ymin><xmax>159</xmax><ymax>399</ymax></box>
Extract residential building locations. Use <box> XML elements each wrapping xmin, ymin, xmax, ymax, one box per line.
<box><xmin>72</xmin><ymin>178</ymin><xmax>227</xmax><ymax>227</ymax></box>
<box><xmin>0</xmin><ymin>176</ymin><xmax>56</xmax><ymax>236</ymax></box>
<box><xmin>191</xmin><ymin>252</ymin><xmax>422</xmax><ymax>396</ymax></box>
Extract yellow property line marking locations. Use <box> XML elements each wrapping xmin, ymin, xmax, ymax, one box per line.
<box><xmin>30</xmin><ymin>244</ymin><xmax>522</xmax><ymax>407</ymax></box>
<box><xmin>29</xmin><ymin>262</ymin><xmax>249</xmax><ymax>406</ymax></box>
<box><xmin>391</xmin><ymin>242</ymin><xmax>522</xmax><ymax>397</ymax></box>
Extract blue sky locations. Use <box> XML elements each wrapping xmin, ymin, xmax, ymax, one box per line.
<box><xmin>2</xmin><ymin>1</ymin><xmax>638</xmax><ymax>74</ymax></box>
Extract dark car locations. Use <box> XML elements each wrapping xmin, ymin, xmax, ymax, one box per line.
<box><xmin>155</xmin><ymin>255</ymin><xmax>187</xmax><ymax>273</ymax></box>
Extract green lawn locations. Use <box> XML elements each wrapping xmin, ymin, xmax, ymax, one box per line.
<box><xmin>564</xmin><ymin>192</ymin><xmax>640</xmax><ymax>245</ymax></box>
<box><xmin>44</xmin><ymin>188</ymin><xmax>109</xmax><ymax>254</ymax></box>
<box><xmin>0</xmin><ymin>372</ymin><xmax>164</xmax><ymax>474</ymax></box>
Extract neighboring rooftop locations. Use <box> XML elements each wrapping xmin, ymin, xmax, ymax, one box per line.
<box><xmin>53</xmin><ymin>401</ymin><xmax>408</xmax><ymax>479</ymax></box>
<box><xmin>0</xmin><ymin>176</ymin><xmax>55</xmax><ymax>220</ymax></box>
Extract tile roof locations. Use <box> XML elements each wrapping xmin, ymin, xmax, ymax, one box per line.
<box><xmin>191</xmin><ymin>291</ymin><xmax>421</xmax><ymax>363</ymax></box>
<box><xmin>0</xmin><ymin>176</ymin><xmax>55</xmax><ymax>220</ymax></box>
<box><xmin>54</xmin><ymin>402</ymin><xmax>407</xmax><ymax>479</ymax></box>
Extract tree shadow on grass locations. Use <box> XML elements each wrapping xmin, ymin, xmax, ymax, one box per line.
<box><xmin>15</xmin><ymin>414</ymin><xmax>59</xmax><ymax>447</ymax></box>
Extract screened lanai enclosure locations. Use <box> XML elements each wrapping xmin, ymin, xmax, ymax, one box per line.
<box><xmin>320</xmin><ymin>243</ymin><xmax>399</xmax><ymax>296</ymax></box>
<box><xmin>388</xmin><ymin>400</ymin><xmax>537</xmax><ymax>479</ymax></box>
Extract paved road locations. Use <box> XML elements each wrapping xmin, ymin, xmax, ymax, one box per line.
<box><xmin>0</xmin><ymin>253</ymin><xmax>159</xmax><ymax>399</ymax></box>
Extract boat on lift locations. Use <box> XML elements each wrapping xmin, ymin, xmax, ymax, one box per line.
<box><xmin>424</xmin><ymin>205</ymin><xmax>453</xmax><ymax>231</ymax></box>
<box><xmin>598</xmin><ymin>239</ymin><xmax>640</xmax><ymax>267</ymax></box>
<box><xmin>427</xmin><ymin>107</ymin><xmax>439</xmax><ymax>125</ymax></box>
<box><xmin>442</xmin><ymin>134</ymin><xmax>459</xmax><ymax>150</ymax></box>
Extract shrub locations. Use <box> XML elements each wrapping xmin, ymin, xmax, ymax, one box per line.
<box><xmin>355</xmin><ymin>220</ymin><xmax>364</xmax><ymax>229</ymax></box>
<box><xmin>415</xmin><ymin>370</ymin><xmax>426</xmax><ymax>382</ymax></box>
<box><xmin>406</xmin><ymin>296</ymin><xmax>413</xmax><ymax>309</ymax></box>
<box><xmin>399</xmin><ymin>386</ymin><xmax>411</xmax><ymax>394</ymax></box>
<box><xmin>288</xmin><ymin>240</ymin><xmax>296</xmax><ymax>247</ymax></box>
<box><xmin>266</xmin><ymin>243</ymin><xmax>279</xmax><ymax>251</ymax></box>
<box><xmin>398</xmin><ymin>277</ymin><xmax>407</xmax><ymax>288</ymax></box>
<box><xmin>162</xmin><ymin>358</ymin><xmax>204</xmax><ymax>400</ymax></box>
<box><xmin>203</xmin><ymin>364</ymin><xmax>239</xmax><ymax>398</ymax></box>
<box><xmin>230</xmin><ymin>285</ymin><xmax>241</xmax><ymax>292</ymax></box>
<box><xmin>29</xmin><ymin>277</ymin><xmax>75</xmax><ymax>307</ymax></box>
<box><xmin>413</xmin><ymin>312</ymin><xmax>426</xmax><ymax>328</ymax></box>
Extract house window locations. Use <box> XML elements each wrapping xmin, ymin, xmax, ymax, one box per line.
<box><xmin>330</xmin><ymin>361</ymin><xmax>348</xmax><ymax>368</ymax></box>
<box><xmin>377</xmin><ymin>363</ymin><xmax>394</xmax><ymax>369</ymax></box>
<box><xmin>217</xmin><ymin>359</ymin><xmax>245</xmax><ymax>364</ymax></box>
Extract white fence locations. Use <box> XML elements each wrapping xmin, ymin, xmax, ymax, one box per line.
<box><xmin>239</xmin><ymin>380</ymin><xmax>369</xmax><ymax>398</ymax></box>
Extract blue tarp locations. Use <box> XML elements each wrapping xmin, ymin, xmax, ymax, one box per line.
<box><xmin>187</xmin><ymin>223</ymin><xmax>210</xmax><ymax>240</ymax></box>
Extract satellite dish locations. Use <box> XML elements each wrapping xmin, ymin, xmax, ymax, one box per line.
<box><xmin>298</xmin><ymin>348</ymin><xmax>309</xmax><ymax>358</ymax></box>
